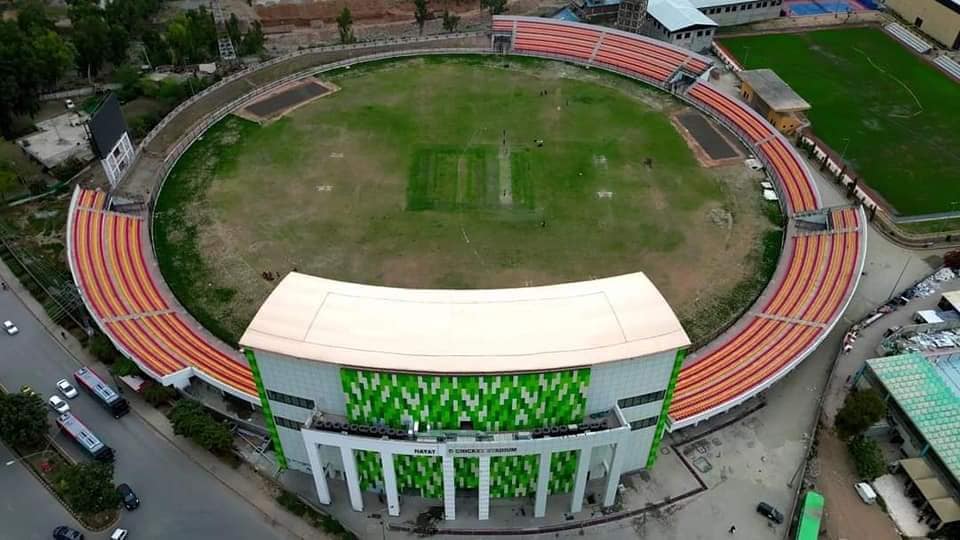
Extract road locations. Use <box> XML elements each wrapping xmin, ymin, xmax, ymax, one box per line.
<box><xmin>0</xmin><ymin>290</ymin><xmax>292</xmax><ymax>540</ymax></box>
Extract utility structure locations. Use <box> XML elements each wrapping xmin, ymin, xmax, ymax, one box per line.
<box><xmin>616</xmin><ymin>0</ymin><xmax>649</xmax><ymax>34</ymax></box>
<box><xmin>210</xmin><ymin>0</ymin><xmax>238</xmax><ymax>62</ymax></box>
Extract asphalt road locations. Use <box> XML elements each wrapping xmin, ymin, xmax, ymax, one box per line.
<box><xmin>0</xmin><ymin>290</ymin><xmax>291</xmax><ymax>540</ymax></box>
<box><xmin>0</xmin><ymin>441</ymin><xmax>83</xmax><ymax>540</ymax></box>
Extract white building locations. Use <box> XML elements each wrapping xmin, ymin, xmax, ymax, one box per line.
<box><xmin>239</xmin><ymin>272</ymin><xmax>690</xmax><ymax>520</ymax></box>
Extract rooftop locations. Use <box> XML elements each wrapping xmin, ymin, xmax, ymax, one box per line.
<box><xmin>240</xmin><ymin>272</ymin><xmax>690</xmax><ymax>374</ymax></box>
<box><xmin>867</xmin><ymin>353</ymin><xmax>960</xmax><ymax>483</ymax></box>
<box><xmin>737</xmin><ymin>69</ymin><xmax>812</xmax><ymax>112</ymax></box>
<box><xmin>648</xmin><ymin>0</ymin><xmax>718</xmax><ymax>32</ymax></box>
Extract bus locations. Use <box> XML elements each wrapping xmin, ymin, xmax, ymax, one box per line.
<box><xmin>74</xmin><ymin>367</ymin><xmax>129</xmax><ymax>418</ymax></box>
<box><xmin>56</xmin><ymin>412</ymin><xmax>115</xmax><ymax>462</ymax></box>
<box><xmin>795</xmin><ymin>490</ymin><xmax>824</xmax><ymax>540</ymax></box>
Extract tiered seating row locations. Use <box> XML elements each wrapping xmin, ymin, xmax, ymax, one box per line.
<box><xmin>688</xmin><ymin>82</ymin><xmax>818</xmax><ymax>214</ymax></box>
<box><xmin>495</xmin><ymin>16</ymin><xmax>712</xmax><ymax>86</ymax></box>
<box><xmin>68</xmin><ymin>188</ymin><xmax>258</xmax><ymax>398</ymax></box>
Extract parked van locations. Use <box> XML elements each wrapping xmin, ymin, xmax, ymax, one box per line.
<box><xmin>854</xmin><ymin>482</ymin><xmax>877</xmax><ymax>504</ymax></box>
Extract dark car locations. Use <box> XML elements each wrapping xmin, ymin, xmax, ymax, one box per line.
<box><xmin>117</xmin><ymin>483</ymin><xmax>140</xmax><ymax>510</ymax></box>
<box><xmin>52</xmin><ymin>525</ymin><xmax>84</xmax><ymax>540</ymax></box>
<box><xmin>756</xmin><ymin>501</ymin><xmax>784</xmax><ymax>524</ymax></box>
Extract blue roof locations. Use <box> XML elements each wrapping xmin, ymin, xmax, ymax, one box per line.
<box><xmin>552</xmin><ymin>6</ymin><xmax>583</xmax><ymax>22</ymax></box>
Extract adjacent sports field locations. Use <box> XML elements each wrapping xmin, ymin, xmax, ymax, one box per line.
<box><xmin>722</xmin><ymin>27</ymin><xmax>960</xmax><ymax>216</ymax></box>
<box><xmin>154</xmin><ymin>56</ymin><xmax>779</xmax><ymax>345</ymax></box>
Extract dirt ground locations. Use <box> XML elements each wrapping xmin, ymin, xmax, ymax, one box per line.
<box><xmin>815</xmin><ymin>430</ymin><xmax>901</xmax><ymax>540</ymax></box>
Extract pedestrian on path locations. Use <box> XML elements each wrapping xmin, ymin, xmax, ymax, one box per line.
<box><xmin>729</xmin><ymin>525</ymin><xmax>736</xmax><ymax>534</ymax></box>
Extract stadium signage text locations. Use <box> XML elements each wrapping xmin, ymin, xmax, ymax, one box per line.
<box><xmin>449</xmin><ymin>446</ymin><xmax>518</xmax><ymax>456</ymax></box>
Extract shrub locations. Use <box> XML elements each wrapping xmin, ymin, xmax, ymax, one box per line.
<box><xmin>168</xmin><ymin>399</ymin><xmax>234</xmax><ymax>453</ymax></box>
<box><xmin>89</xmin><ymin>332</ymin><xmax>121</xmax><ymax>364</ymax></box>
<box><xmin>110</xmin><ymin>356</ymin><xmax>141</xmax><ymax>377</ymax></box>
<box><xmin>848</xmin><ymin>436</ymin><xmax>886</xmax><ymax>480</ymax></box>
<box><xmin>835</xmin><ymin>388</ymin><xmax>886</xmax><ymax>440</ymax></box>
<box><xmin>143</xmin><ymin>384</ymin><xmax>178</xmax><ymax>406</ymax></box>
<box><xmin>54</xmin><ymin>462</ymin><xmax>120</xmax><ymax>514</ymax></box>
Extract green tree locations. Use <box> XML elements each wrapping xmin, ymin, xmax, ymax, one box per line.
<box><xmin>33</xmin><ymin>30</ymin><xmax>76</xmax><ymax>89</ymax></box>
<box><xmin>847</xmin><ymin>436</ymin><xmax>886</xmax><ymax>480</ymax></box>
<box><xmin>112</xmin><ymin>64</ymin><xmax>143</xmax><ymax>102</ymax></box>
<box><xmin>0</xmin><ymin>21</ymin><xmax>42</xmax><ymax>136</ymax></box>
<box><xmin>89</xmin><ymin>332</ymin><xmax>121</xmax><ymax>364</ymax></box>
<box><xmin>441</xmin><ymin>10</ymin><xmax>460</xmax><ymax>33</ymax></box>
<box><xmin>0</xmin><ymin>392</ymin><xmax>49</xmax><ymax>450</ymax></box>
<box><xmin>107</xmin><ymin>23</ymin><xmax>130</xmax><ymax>65</ymax></box>
<box><xmin>165</xmin><ymin>8</ymin><xmax>218</xmax><ymax>65</ymax></box>
<box><xmin>16</xmin><ymin>0</ymin><xmax>54</xmax><ymax>34</ymax></box>
<box><xmin>336</xmin><ymin>6</ymin><xmax>354</xmax><ymax>44</ymax></box>
<box><xmin>480</xmin><ymin>0</ymin><xmax>506</xmax><ymax>15</ymax></box>
<box><xmin>168</xmin><ymin>399</ymin><xmax>233</xmax><ymax>453</ymax></box>
<box><xmin>142</xmin><ymin>28</ymin><xmax>171</xmax><ymax>66</ymax></box>
<box><xmin>72</xmin><ymin>14</ymin><xmax>112</xmax><ymax>77</ymax></box>
<box><xmin>55</xmin><ymin>462</ymin><xmax>120</xmax><ymax>514</ymax></box>
<box><xmin>240</xmin><ymin>20</ymin><xmax>265</xmax><ymax>56</ymax></box>
<box><xmin>143</xmin><ymin>384</ymin><xmax>178</xmax><ymax>406</ymax></box>
<box><xmin>0</xmin><ymin>168</ymin><xmax>19</xmax><ymax>201</ymax></box>
<box><xmin>413</xmin><ymin>0</ymin><xmax>429</xmax><ymax>35</ymax></box>
<box><xmin>835</xmin><ymin>388</ymin><xmax>887</xmax><ymax>440</ymax></box>
<box><xmin>226</xmin><ymin>12</ymin><xmax>242</xmax><ymax>47</ymax></box>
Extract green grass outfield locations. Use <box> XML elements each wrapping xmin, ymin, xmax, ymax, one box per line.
<box><xmin>722</xmin><ymin>27</ymin><xmax>960</xmax><ymax>216</ymax></box>
<box><xmin>154</xmin><ymin>56</ymin><xmax>777</xmax><ymax>345</ymax></box>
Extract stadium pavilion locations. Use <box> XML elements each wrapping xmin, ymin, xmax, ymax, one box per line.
<box><xmin>239</xmin><ymin>272</ymin><xmax>690</xmax><ymax>520</ymax></box>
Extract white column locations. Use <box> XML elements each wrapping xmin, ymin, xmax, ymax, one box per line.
<box><xmin>340</xmin><ymin>446</ymin><xmax>364</xmax><ymax>512</ymax></box>
<box><xmin>380</xmin><ymin>451</ymin><xmax>400</xmax><ymax>517</ymax></box>
<box><xmin>534</xmin><ymin>451</ymin><xmax>552</xmax><ymax>518</ymax></box>
<box><xmin>570</xmin><ymin>446</ymin><xmax>592</xmax><ymax>514</ymax></box>
<box><xmin>305</xmin><ymin>440</ymin><xmax>331</xmax><ymax>504</ymax></box>
<box><xmin>602</xmin><ymin>441</ymin><xmax>626</xmax><ymax>508</ymax></box>
<box><xmin>478</xmin><ymin>456</ymin><xmax>491</xmax><ymax>520</ymax></box>
<box><xmin>442</xmin><ymin>453</ymin><xmax>456</xmax><ymax>520</ymax></box>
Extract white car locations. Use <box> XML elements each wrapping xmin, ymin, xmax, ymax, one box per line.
<box><xmin>48</xmin><ymin>395</ymin><xmax>70</xmax><ymax>414</ymax></box>
<box><xmin>110</xmin><ymin>528</ymin><xmax>129</xmax><ymax>540</ymax></box>
<box><xmin>65</xmin><ymin>99</ymin><xmax>75</xmax><ymax>110</ymax></box>
<box><xmin>2</xmin><ymin>320</ymin><xmax>17</xmax><ymax>335</ymax></box>
<box><xmin>56</xmin><ymin>379</ymin><xmax>78</xmax><ymax>399</ymax></box>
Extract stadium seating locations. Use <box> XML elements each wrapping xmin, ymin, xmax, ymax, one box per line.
<box><xmin>68</xmin><ymin>188</ymin><xmax>258</xmax><ymax>399</ymax></box>
<box><xmin>494</xmin><ymin>16</ymin><xmax>712</xmax><ymax>86</ymax></box>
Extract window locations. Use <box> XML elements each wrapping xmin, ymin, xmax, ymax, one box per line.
<box><xmin>275</xmin><ymin>416</ymin><xmax>303</xmax><ymax>430</ymax></box>
<box><xmin>630</xmin><ymin>416</ymin><xmax>659</xmax><ymax>431</ymax></box>
<box><xmin>697</xmin><ymin>30</ymin><xmax>704</xmax><ymax>37</ymax></box>
<box><xmin>618</xmin><ymin>390</ymin><xmax>666</xmax><ymax>409</ymax></box>
<box><xmin>267</xmin><ymin>389</ymin><xmax>315</xmax><ymax>410</ymax></box>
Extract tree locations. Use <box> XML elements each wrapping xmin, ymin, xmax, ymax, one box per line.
<box><xmin>480</xmin><ymin>0</ymin><xmax>507</xmax><ymax>15</ymax></box>
<box><xmin>33</xmin><ymin>30</ymin><xmax>76</xmax><ymax>90</ymax></box>
<box><xmin>835</xmin><ymin>388</ymin><xmax>886</xmax><ymax>440</ymax></box>
<box><xmin>441</xmin><ymin>10</ymin><xmax>460</xmax><ymax>33</ymax></box>
<box><xmin>226</xmin><ymin>12</ymin><xmax>242</xmax><ymax>47</ymax></box>
<box><xmin>89</xmin><ymin>332</ymin><xmax>121</xmax><ymax>364</ymax></box>
<box><xmin>0</xmin><ymin>392</ymin><xmax>49</xmax><ymax>450</ymax></box>
<box><xmin>945</xmin><ymin>250</ymin><xmax>960</xmax><ymax>270</ymax></box>
<box><xmin>55</xmin><ymin>462</ymin><xmax>120</xmax><ymax>514</ymax></box>
<box><xmin>165</xmin><ymin>8</ymin><xmax>218</xmax><ymax>65</ymax></box>
<box><xmin>413</xmin><ymin>0</ymin><xmax>429</xmax><ymax>35</ymax></box>
<box><xmin>0</xmin><ymin>21</ymin><xmax>42</xmax><ymax>136</ymax></box>
<box><xmin>107</xmin><ymin>23</ymin><xmax>130</xmax><ymax>65</ymax></box>
<box><xmin>240</xmin><ymin>21</ymin><xmax>265</xmax><ymax>56</ymax></box>
<box><xmin>168</xmin><ymin>399</ymin><xmax>234</xmax><ymax>453</ymax></box>
<box><xmin>112</xmin><ymin>64</ymin><xmax>143</xmax><ymax>102</ymax></box>
<box><xmin>847</xmin><ymin>436</ymin><xmax>886</xmax><ymax>480</ymax></box>
<box><xmin>336</xmin><ymin>6</ymin><xmax>354</xmax><ymax>44</ymax></box>
<box><xmin>72</xmin><ymin>14</ymin><xmax>112</xmax><ymax>77</ymax></box>
<box><xmin>16</xmin><ymin>0</ymin><xmax>54</xmax><ymax>34</ymax></box>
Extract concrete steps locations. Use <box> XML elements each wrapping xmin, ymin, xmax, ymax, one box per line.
<box><xmin>884</xmin><ymin>23</ymin><xmax>932</xmax><ymax>54</ymax></box>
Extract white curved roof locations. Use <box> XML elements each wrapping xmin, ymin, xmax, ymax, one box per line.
<box><xmin>239</xmin><ymin>272</ymin><xmax>689</xmax><ymax>374</ymax></box>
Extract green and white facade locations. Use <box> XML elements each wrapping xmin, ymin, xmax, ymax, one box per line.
<box><xmin>240</xmin><ymin>272</ymin><xmax>689</xmax><ymax>520</ymax></box>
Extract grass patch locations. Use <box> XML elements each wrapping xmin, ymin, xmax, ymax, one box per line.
<box><xmin>896</xmin><ymin>217</ymin><xmax>960</xmax><ymax>235</ymax></box>
<box><xmin>156</xmin><ymin>57</ymin><xmax>774</xmax><ymax>345</ymax></box>
<box><xmin>721</xmin><ymin>28</ymin><xmax>960</xmax><ymax>216</ymax></box>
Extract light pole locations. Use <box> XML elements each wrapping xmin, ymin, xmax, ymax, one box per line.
<box><xmin>4</xmin><ymin>449</ymin><xmax>49</xmax><ymax>467</ymax></box>
<box><xmin>839</xmin><ymin>137</ymin><xmax>850</xmax><ymax>164</ymax></box>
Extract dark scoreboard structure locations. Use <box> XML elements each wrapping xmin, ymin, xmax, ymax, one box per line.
<box><xmin>87</xmin><ymin>94</ymin><xmax>136</xmax><ymax>187</ymax></box>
